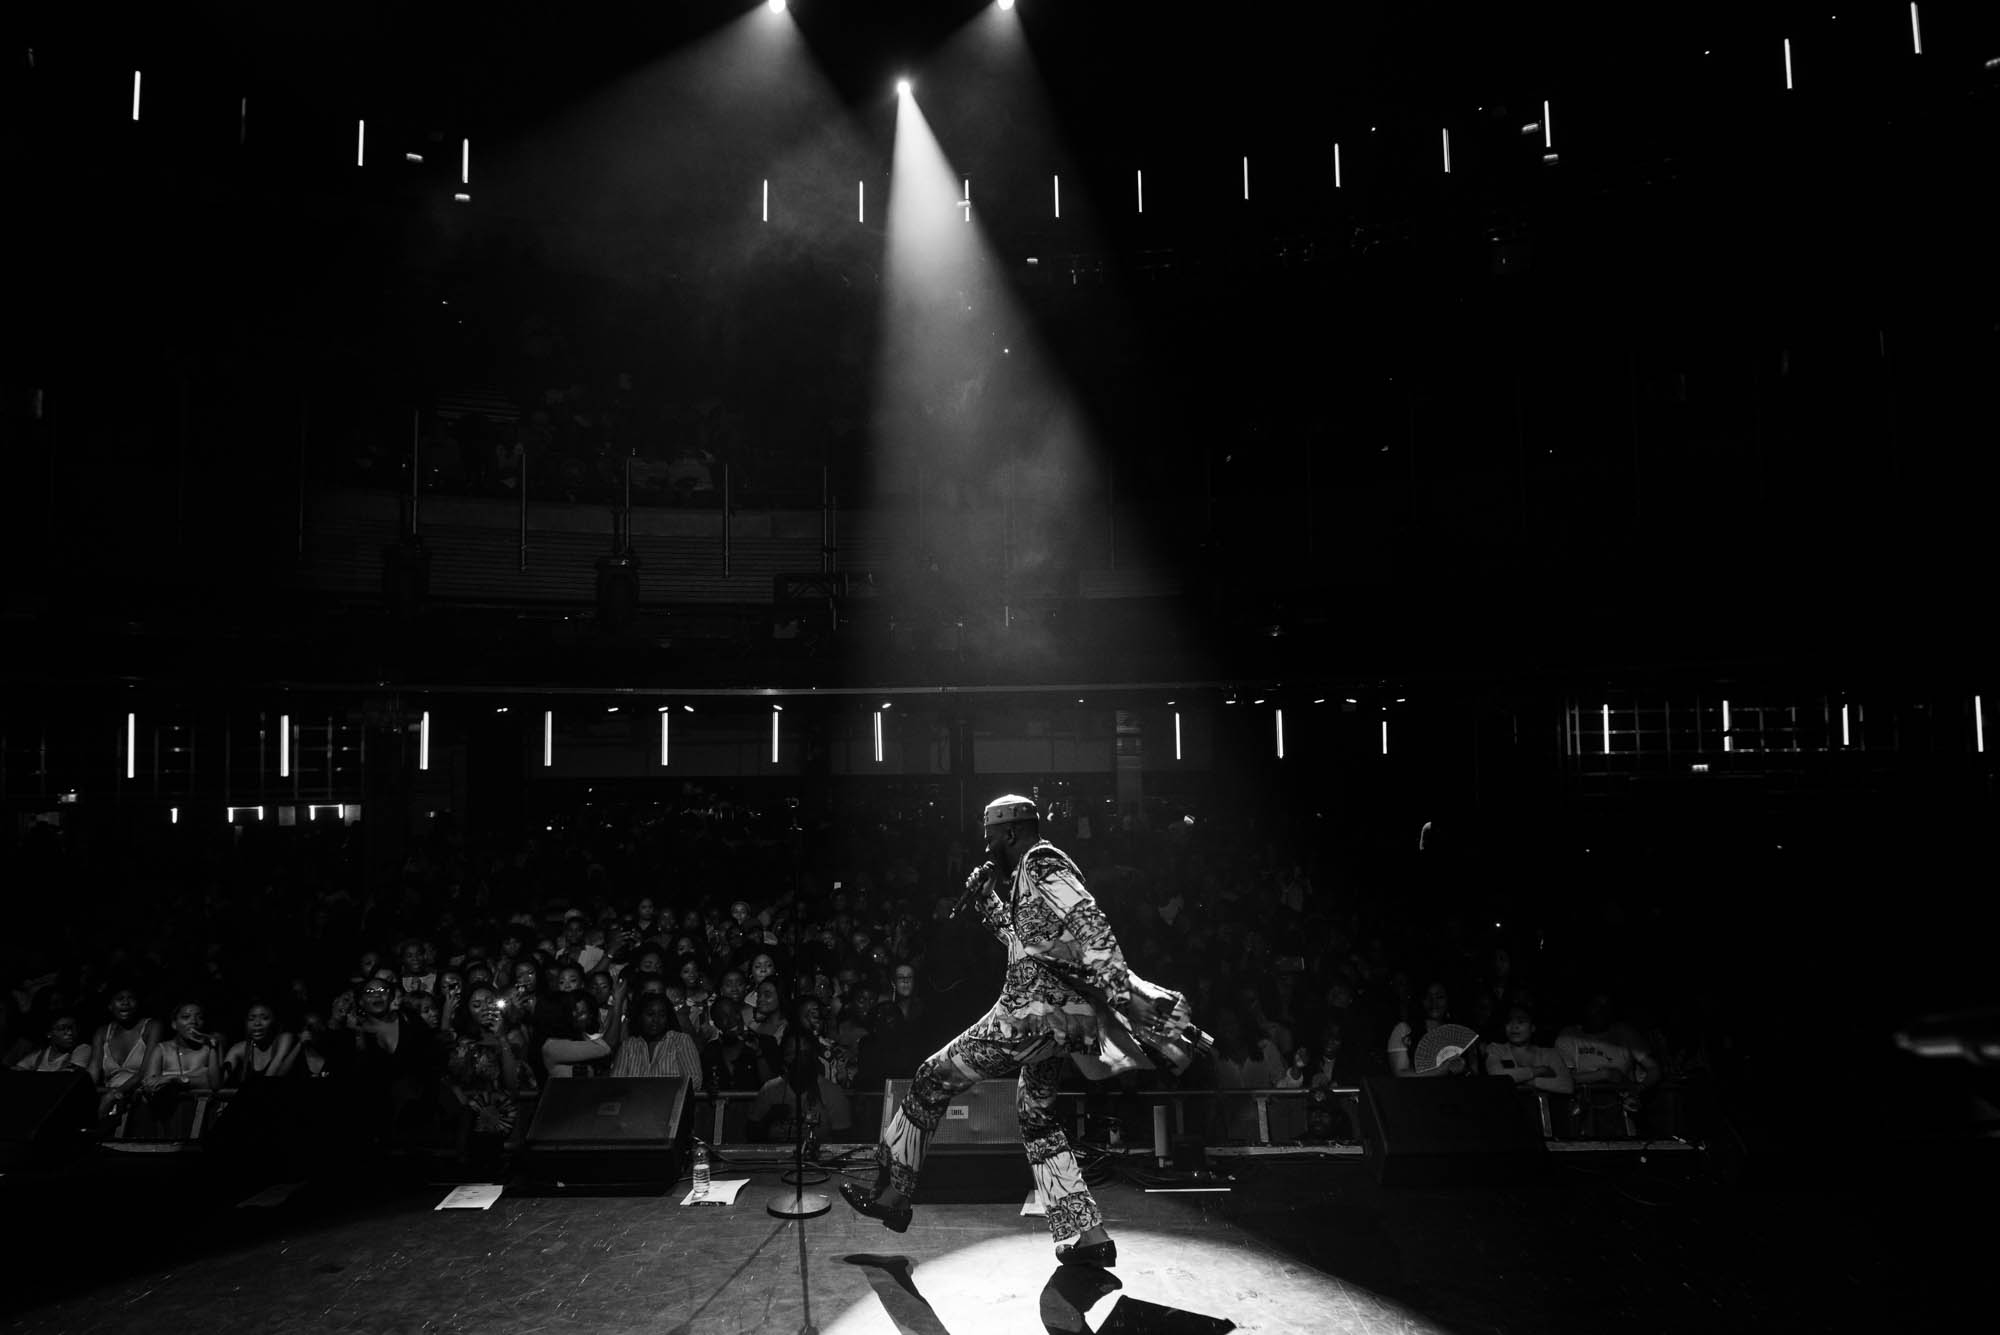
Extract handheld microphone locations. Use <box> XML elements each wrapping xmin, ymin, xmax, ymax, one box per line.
<box><xmin>951</xmin><ymin>860</ymin><xmax>998</xmax><ymax>920</ymax></box>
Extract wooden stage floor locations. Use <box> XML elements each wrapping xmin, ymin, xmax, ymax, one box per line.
<box><xmin>0</xmin><ymin>1140</ymin><xmax>1979</xmax><ymax>1334</ymax></box>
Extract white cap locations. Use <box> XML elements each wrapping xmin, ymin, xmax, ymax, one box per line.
<box><xmin>982</xmin><ymin>794</ymin><xmax>1038</xmax><ymax>829</ymax></box>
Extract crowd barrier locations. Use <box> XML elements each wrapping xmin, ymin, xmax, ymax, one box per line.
<box><xmin>95</xmin><ymin>1080</ymin><xmax>1690</xmax><ymax>1157</ymax></box>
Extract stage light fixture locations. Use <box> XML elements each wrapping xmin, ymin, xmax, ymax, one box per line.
<box><xmin>1174</xmin><ymin>711</ymin><xmax>1182</xmax><ymax>761</ymax></box>
<box><xmin>1333</xmin><ymin>143</ymin><xmax>1341</xmax><ymax>188</ymax></box>
<box><xmin>896</xmin><ymin>77</ymin><xmax>912</xmax><ymax>97</ymax></box>
<box><xmin>357</xmin><ymin>119</ymin><xmax>366</xmax><ymax>167</ymax></box>
<box><xmin>769</xmin><ymin>0</ymin><xmax>787</xmax><ymax>12</ymax></box>
<box><xmin>873</xmin><ymin>711</ymin><xmax>884</xmax><ymax>763</ymax></box>
<box><xmin>132</xmin><ymin>71</ymin><xmax>141</xmax><ymax>122</ymax></box>
<box><xmin>1911</xmin><ymin>4</ymin><xmax>1923</xmax><ymax>54</ymax></box>
<box><xmin>1602</xmin><ymin>704</ymin><xmax>1612</xmax><ymax>754</ymax></box>
<box><xmin>1721</xmin><ymin>700</ymin><xmax>1733</xmax><ymax>752</ymax></box>
<box><xmin>280</xmin><ymin>713</ymin><xmax>290</xmax><ymax>777</ymax></box>
<box><xmin>660</xmin><ymin>710</ymin><xmax>670</xmax><ymax>766</ymax></box>
<box><xmin>1136</xmin><ymin>169</ymin><xmax>1144</xmax><ymax>213</ymax></box>
<box><xmin>419</xmin><ymin>710</ymin><xmax>431</xmax><ymax>771</ymax></box>
<box><xmin>126</xmin><ymin>712</ymin><xmax>136</xmax><ymax>779</ymax></box>
<box><xmin>1976</xmin><ymin>695</ymin><xmax>1986</xmax><ymax>753</ymax></box>
<box><xmin>461</xmin><ymin>138</ymin><xmax>470</xmax><ymax>184</ymax></box>
<box><xmin>1275</xmin><ymin>709</ymin><xmax>1285</xmax><ymax>759</ymax></box>
<box><xmin>1783</xmin><ymin>38</ymin><xmax>1794</xmax><ymax>89</ymax></box>
<box><xmin>543</xmin><ymin>711</ymin><xmax>553</xmax><ymax>766</ymax></box>
<box><xmin>999</xmin><ymin>0</ymin><xmax>1015</xmax><ymax>10</ymax></box>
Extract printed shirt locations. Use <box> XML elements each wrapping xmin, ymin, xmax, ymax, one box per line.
<box><xmin>971</xmin><ymin>841</ymin><xmax>1132</xmax><ymax>1052</ymax></box>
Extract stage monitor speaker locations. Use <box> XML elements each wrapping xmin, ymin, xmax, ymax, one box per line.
<box><xmin>880</xmin><ymin>1078</ymin><xmax>1033</xmax><ymax>1203</ymax></box>
<box><xmin>520</xmin><ymin>1076</ymin><xmax>691</xmax><ymax>1193</ymax></box>
<box><xmin>1359</xmin><ymin>1075</ymin><xmax>1546</xmax><ymax>1186</ymax></box>
<box><xmin>0</xmin><ymin>1070</ymin><xmax>97</xmax><ymax>1170</ymax></box>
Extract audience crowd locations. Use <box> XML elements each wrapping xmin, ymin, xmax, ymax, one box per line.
<box><xmin>2</xmin><ymin>794</ymin><xmax>1726</xmax><ymax>1164</ymax></box>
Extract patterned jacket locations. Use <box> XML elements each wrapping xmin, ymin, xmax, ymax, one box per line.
<box><xmin>970</xmin><ymin>840</ymin><xmax>1133</xmax><ymax>1054</ymax></box>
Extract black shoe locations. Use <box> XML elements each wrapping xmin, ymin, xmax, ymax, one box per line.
<box><xmin>1057</xmin><ymin>1239</ymin><xmax>1117</xmax><ymax>1268</ymax></box>
<box><xmin>839</xmin><ymin>1180</ymin><xmax>912</xmax><ymax>1233</ymax></box>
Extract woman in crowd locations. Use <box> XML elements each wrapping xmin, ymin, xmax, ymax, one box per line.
<box><xmin>131</xmin><ymin>1000</ymin><xmax>220</xmax><ymax>1138</ymax></box>
<box><xmin>89</xmin><ymin>987</ymin><xmax>161</xmax><ymax>1126</ymax></box>
<box><xmin>1389</xmin><ymin>980</ymin><xmax>1470</xmax><ymax>1077</ymax></box>
<box><xmin>540</xmin><ymin>974</ymin><xmax>629</xmax><ymax>1078</ymax></box>
<box><xmin>704</xmin><ymin>996</ymin><xmax>766</xmax><ymax>1091</ymax></box>
<box><xmin>12</xmin><ymin>1013</ymin><xmax>90</xmax><ymax>1072</ymax></box>
<box><xmin>447</xmin><ymin>985</ymin><xmax>524</xmax><ymax>1156</ymax></box>
<box><xmin>221</xmin><ymin>1001</ymin><xmax>295</xmax><ymax>1088</ymax></box>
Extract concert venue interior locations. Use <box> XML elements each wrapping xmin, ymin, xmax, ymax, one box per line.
<box><xmin>3</xmin><ymin>3</ymin><xmax>1994</xmax><ymax>1332</ymax></box>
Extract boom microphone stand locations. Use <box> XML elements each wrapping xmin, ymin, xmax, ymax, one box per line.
<box><xmin>768</xmin><ymin>872</ymin><xmax>829</xmax><ymax>1220</ymax></box>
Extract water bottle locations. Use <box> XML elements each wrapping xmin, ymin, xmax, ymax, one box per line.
<box><xmin>692</xmin><ymin>1139</ymin><xmax>711</xmax><ymax>1197</ymax></box>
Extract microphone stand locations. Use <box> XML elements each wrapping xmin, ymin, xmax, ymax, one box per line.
<box><xmin>769</xmin><ymin>869</ymin><xmax>829</xmax><ymax>1220</ymax></box>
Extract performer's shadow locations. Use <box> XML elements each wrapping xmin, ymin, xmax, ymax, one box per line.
<box><xmin>844</xmin><ymin>1254</ymin><xmax>1232</xmax><ymax>1335</ymax></box>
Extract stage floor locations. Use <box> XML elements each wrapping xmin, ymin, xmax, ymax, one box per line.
<box><xmin>0</xmin><ymin>1141</ymin><xmax>1977</xmax><ymax>1334</ymax></box>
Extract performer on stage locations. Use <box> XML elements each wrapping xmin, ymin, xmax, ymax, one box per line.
<box><xmin>841</xmin><ymin>794</ymin><xmax>1165</xmax><ymax>1268</ymax></box>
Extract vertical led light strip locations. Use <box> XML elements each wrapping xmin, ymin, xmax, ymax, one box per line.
<box><xmin>170</xmin><ymin>807</ymin><xmax>179</xmax><ymax>825</ymax></box>
<box><xmin>1053</xmin><ymin>174</ymin><xmax>1061</xmax><ymax>219</ymax></box>
<box><xmin>418</xmin><ymin>710</ymin><xmax>430</xmax><ymax>771</ymax></box>
<box><xmin>1174</xmin><ymin>711</ymin><xmax>1182</xmax><ymax>761</ymax></box>
<box><xmin>963</xmin><ymin>178</ymin><xmax>971</xmax><ymax>223</ymax></box>
<box><xmin>1381</xmin><ymin>719</ymin><xmax>1389</xmax><ymax>756</ymax></box>
<box><xmin>126</xmin><ymin>712</ymin><xmax>137</xmax><ymax>779</ymax></box>
<box><xmin>1721</xmin><ymin>700</ymin><xmax>1734</xmax><ymax>752</ymax></box>
<box><xmin>132</xmin><ymin>71</ymin><xmax>141</xmax><ymax>122</ymax></box>
<box><xmin>1136</xmin><ymin>169</ymin><xmax>1144</xmax><ymax>213</ymax></box>
<box><xmin>858</xmin><ymin>181</ymin><xmax>864</xmax><ymax>223</ymax></box>
<box><xmin>1910</xmin><ymin>4</ymin><xmax>1923</xmax><ymax>55</ymax></box>
<box><xmin>279</xmin><ymin>713</ymin><xmax>290</xmax><ymax>778</ymax></box>
<box><xmin>1333</xmin><ymin>143</ymin><xmax>1342</xmax><ymax>189</ymax></box>
<box><xmin>1442</xmin><ymin>129</ymin><xmax>1452</xmax><ymax>174</ymax></box>
<box><xmin>873</xmin><ymin>711</ymin><xmax>884</xmax><ymax>763</ymax></box>
<box><xmin>770</xmin><ymin>707</ymin><xmax>781</xmax><ymax>764</ymax></box>
<box><xmin>1243</xmin><ymin>155</ymin><xmax>1250</xmax><ymax>201</ymax></box>
<box><xmin>1976</xmin><ymin>695</ymin><xmax>1986</xmax><ymax>753</ymax></box>
<box><xmin>1602</xmin><ymin>704</ymin><xmax>1612</xmax><ymax>754</ymax></box>
<box><xmin>762</xmin><ymin>179</ymin><xmax>769</xmax><ymax>222</ymax></box>
<box><xmin>461</xmin><ymin>138</ymin><xmax>470</xmax><ymax>184</ymax></box>
<box><xmin>542</xmin><ymin>710</ymin><xmax>553</xmax><ymax>767</ymax></box>
<box><xmin>1839</xmin><ymin>703</ymin><xmax>1851</xmax><ymax>747</ymax></box>
<box><xmin>1275</xmin><ymin>709</ymin><xmax>1285</xmax><ymax>759</ymax></box>
<box><xmin>1543</xmin><ymin>100</ymin><xmax>1553</xmax><ymax>149</ymax></box>
<box><xmin>240</xmin><ymin>97</ymin><xmax>248</xmax><ymax>145</ymax></box>
<box><xmin>660</xmin><ymin>709</ymin><xmax>670</xmax><ymax>766</ymax></box>
<box><xmin>357</xmin><ymin>120</ymin><xmax>366</xmax><ymax>167</ymax></box>
<box><xmin>1783</xmin><ymin>38</ymin><xmax>1794</xmax><ymax>90</ymax></box>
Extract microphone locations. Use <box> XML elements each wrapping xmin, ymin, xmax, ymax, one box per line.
<box><xmin>951</xmin><ymin>861</ymin><xmax>997</xmax><ymax>920</ymax></box>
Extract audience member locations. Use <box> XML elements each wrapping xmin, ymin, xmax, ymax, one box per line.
<box><xmin>611</xmin><ymin>994</ymin><xmax>704</xmax><ymax>1087</ymax></box>
<box><xmin>131</xmin><ymin>1001</ymin><xmax>220</xmax><ymax>1138</ymax></box>
<box><xmin>1388</xmin><ymin>981</ymin><xmax>1469</xmax><ymax>1078</ymax></box>
<box><xmin>12</xmin><ymin>1014</ymin><xmax>90</xmax><ymax>1072</ymax></box>
<box><xmin>221</xmin><ymin>1002</ymin><xmax>296</xmax><ymax>1088</ymax></box>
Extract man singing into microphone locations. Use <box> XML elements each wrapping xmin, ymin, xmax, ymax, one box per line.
<box><xmin>842</xmin><ymin>794</ymin><xmax>1152</xmax><ymax>1267</ymax></box>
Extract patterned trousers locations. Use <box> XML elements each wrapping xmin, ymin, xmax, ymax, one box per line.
<box><xmin>879</xmin><ymin>1017</ymin><xmax>1104</xmax><ymax>1242</ymax></box>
